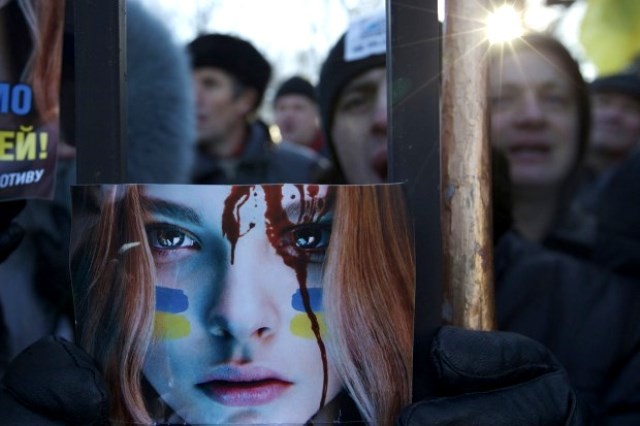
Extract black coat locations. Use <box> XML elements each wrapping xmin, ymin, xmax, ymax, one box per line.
<box><xmin>496</xmin><ymin>232</ymin><xmax>640</xmax><ymax>425</ymax></box>
<box><xmin>191</xmin><ymin>120</ymin><xmax>328</xmax><ymax>185</ymax></box>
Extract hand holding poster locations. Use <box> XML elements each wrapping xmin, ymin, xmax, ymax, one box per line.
<box><xmin>0</xmin><ymin>1</ymin><xmax>65</xmax><ymax>200</ymax></box>
<box><xmin>70</xmin><ymin>183</ymin><xmax>415</xmax><ymax>424</ymax></box>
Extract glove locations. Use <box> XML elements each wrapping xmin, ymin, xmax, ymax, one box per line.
<box><xmin>0</xmin><ymin>200</ymin><xmax>26</xmax><ymax>263</ymax></box>
<box><xmin>398</xmin><ymin>326</ymin><xmax>591</xmax><ymax>426</ymax></box>
<box><xmin>0</xmin><ymin>336</ymin><xmax>109</xmax><ymax>425</ymax></box>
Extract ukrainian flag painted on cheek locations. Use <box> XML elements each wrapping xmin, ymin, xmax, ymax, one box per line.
<box><xmin>290</xmin><ymin>288</ymin><xmax>327</xmax><ymax>339</ymax></box>
<box><xmin>153</xmin><ymin>286</ymin><xmax>191</xmax><ymax>340</ymax></box>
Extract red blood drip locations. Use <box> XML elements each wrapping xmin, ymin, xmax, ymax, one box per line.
<box><xmin>307</xmin><ymin>185</ymin><xmax>319</xmax><ymax>198</ymax></box>
<box><xmin>222</xmin><ymin>186</ymin><xmax>253</xmax><ymax>264</ymax></box>
<box><xmin>263</xmin><ymin>185</ymin><xmax>329</xmax><ymax>412</ymax></box>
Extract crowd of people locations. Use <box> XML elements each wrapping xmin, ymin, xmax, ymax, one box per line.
<box><xmin>1</xmin><ymin>0</ymin><xmax>640</xmax><ymax>424</ymax></box>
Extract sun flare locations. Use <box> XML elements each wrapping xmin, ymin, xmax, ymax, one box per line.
<box><xmin>486</xmin><ymin>4</ymin><xmax>524</xmax><ymax>44</ymax></box>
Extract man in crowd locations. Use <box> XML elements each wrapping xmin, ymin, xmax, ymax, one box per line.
<box><xmin>317</xmin><ymin>23</ymin><xmax>387</xmax><ymax>184</ymax></box>
<box><xmin>188</xmin><ymin>34</ymin><xmax>327</xmax><ymax>184</ymax></box>
<box><xmin>273</xmin><ymin>75</ymin><xmax>329</xmax><ymax>159</ymax></box>
<box><xmin>587</xmin><ymin>71</ymin><xmax>640</xmax><ymax>176</ymax></box>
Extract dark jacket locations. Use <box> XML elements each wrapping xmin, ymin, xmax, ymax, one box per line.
<box><xmin>496</xmin><ymin>231</ymin><xmax>640</xmax><ymax>425</ymax></box>
<box><xmin>591</xmin><ymin>149</ymin><xmax>640</xmax><ymax>281</ymax></box>
<box><xmin>191</xmin><ymin>120</ymin><xmax>328</xmax><ymax>184</ymax></box>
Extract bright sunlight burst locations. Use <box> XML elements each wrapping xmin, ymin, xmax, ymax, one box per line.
<box><xmin>486</xmin><ymin>4</ymin><xmax>524</xmax><ymax>44</ymax></box>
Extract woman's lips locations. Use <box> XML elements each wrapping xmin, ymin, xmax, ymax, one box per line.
<box><xmin>198</xmin><ymin>366</ymin><xmax>293</xmax><ymax>407</ymax></box>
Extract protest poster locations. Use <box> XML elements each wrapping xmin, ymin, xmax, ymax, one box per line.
<box><xmin>70</xmin><ymin>183</ymin><xmax>415</xmax><ymax>425</ymax></box>
<box><xmin>0</xmin><ymin>1</ymin><xmax>65</xmax><ymax>200</ymax></box>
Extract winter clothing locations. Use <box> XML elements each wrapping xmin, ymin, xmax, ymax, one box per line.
<box><xmin>188</xmin><ymin>33</ymin><xmax>271</xmax><ymax>110</ymax></box>
<box><xmin>125</xmin><ymin>1</ymin><xmax>195</xmax><ymax>183</ymax></box>
<box><xmin>591</xmin><ymin>149</ymin><xmax>640</xmax><ymax>280</ymax></box>
<box><xmin>496</xmin><ymin>231</ymin><xmax>640</xmax><ymax>424</ymax></box>
<box><xmin>191</xmin><ymin>120</ymin><xmax>327</xmax><ymax>184</ymax></box>
<box><xmin>274</xmin><ymin>76</ymin><xmax>317</xmax><ymax>103</ymax></box>
<box><xmin>317</xmin><ymin>16</ymin><xmax>386</xmax><ymax>178</ymax></box>
<box><xmin>591</xmin><ymin>72</ymin><xmax>640</xmax><ymax>100</ymax></box>
<box><xmin>0</xmin><ymin>336</ymin><xmax>109</xmax><ymax>425</ymax></box>
<box><xmin>399</xmin><ymin>326</ymin><xmax>589</xmax><ymax>426</ymax></box>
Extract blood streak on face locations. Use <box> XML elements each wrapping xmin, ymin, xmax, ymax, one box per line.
<box><xmin>220</xmin><ymin>184</ymin><xmax>334</xmax><ymax>413</ymax></box>
<box><xmin>221</xmin><ymin>186</ymin><xmax>253</xmax><ymax>264</ymax></box>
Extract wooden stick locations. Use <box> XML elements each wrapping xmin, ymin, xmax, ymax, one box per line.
<box><xmin>441</xmin><ymin>0</ymin><xmax>495</xmax><ymax>330</ymax></box>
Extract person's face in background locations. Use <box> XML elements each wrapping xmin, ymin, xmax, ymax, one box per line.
<box><xmin>193</xmin><ymin>67</ymin><xmax>253</xmax><ymax>145</ymax></box>
<box><xmin>274</xmin><ymin>94</ymin><xmax>320</xmax><ymax>147</ymax></box>
<box><xmin>331</xmin><ymin>67</ymin><xmax>387</xmax><ymax>184</ymax></box>
<box><xmin>140</xmin><ymin>184</ymin><xmax>342</xmax><ymax>424</ymax></box>
<box><xmin>589</xmin><ymin>91</ymin><xmax>640</xmax><ymax>158</ymax></box>
<box><xmin>490</xmin><ymin>49</ymin><xmax>579</xmax><ymax>190</ymax></box>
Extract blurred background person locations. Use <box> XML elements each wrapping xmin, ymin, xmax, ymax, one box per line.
<box><xmin>587</xmin><ymin>71</ymin><xmax>640</xmax><ymax>176</ymax></box>
<box><xmin>317</xmin><ymin>14</ymin><xmax>386</xmax><ymax>185</ymax></box>
<box><xmin>273</xmin><ymin>75</ymin><xmax>330</xmax><ymax>160</ymax></box>
<box><xmin>188</xmin><ymin>34</ymin><xmax>327</xmax><ymax>184</ymax></box>
<box><xmin>488</xmin><ymin>34</ymin><xmax>595</xmax><ymax>256</ymax></box>
<box><xmin>574</xmin><ymin>71</ymin><xmax>640</xmax><ymax>214</ymax></box>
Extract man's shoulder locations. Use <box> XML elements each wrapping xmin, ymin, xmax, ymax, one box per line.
<box><xmin>273</xmin><ymin>141</ymin><xmax>324</xmax><ymax>163</ymax></box>
<box><xmin>267</xmin><ymin>142</ymin><xmax>331</xmax><ymax>182</ymax></box>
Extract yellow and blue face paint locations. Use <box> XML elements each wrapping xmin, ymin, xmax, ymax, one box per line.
<box><xmin>290</xmin><ymin>288</ymin><xmax>326</xmax><ymax>338</ymax></box>
<box><xmin>153</xmin><ymin>286</ymin><xmax>191</xmax><ymax>340</ymax></box>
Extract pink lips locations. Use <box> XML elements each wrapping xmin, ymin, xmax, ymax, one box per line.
<box><xmin>198</xmin><ymin>366</ymin><xmax>292</xmax><ymax>407</ymax></box>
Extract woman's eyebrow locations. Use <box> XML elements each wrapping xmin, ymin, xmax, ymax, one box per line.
<box><xmin>141</xmin><ymin>197</ymin><xmax>202</xmax><ymax>225</ymax></box>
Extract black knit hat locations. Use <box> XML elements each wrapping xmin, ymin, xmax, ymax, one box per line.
<box><xmin>188</xmin><ymin>33</ymin><xmax>272</xmax><ymax>109</ymax></box>
<box><xmin>591</xmin><ymin>72</ymin><xmax>640</xmax><ymax>101</ymax></box>
<box><xmin>274</xmin><ymin>76</ymin><xmax>317</xmax><ymax>104</ymax></box>
<box><xmin>317</xmin><ymin>12</ymin><xmax>387</xmax><ymax>180</ymax></box>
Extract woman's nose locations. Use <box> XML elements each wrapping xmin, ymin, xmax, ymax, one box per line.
<box><xmin>206</xmin><ymin>245</ymin><xmax>280</xmax><ymax>345</ymax></box>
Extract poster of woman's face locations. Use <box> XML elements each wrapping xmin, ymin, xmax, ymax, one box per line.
<box><xmin>70</xmin><ymin>183</ymin><xmax>415</xmax><ymax>424</ymax></box>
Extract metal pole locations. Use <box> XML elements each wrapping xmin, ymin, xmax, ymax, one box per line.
<box><xmin>74</xmin><ymin>0</ymin><xmax>127</xmax><ymax>184</ymax></box>
<box><xmin>440</xmin><ymin>0</ymin><xmax>495</xmax><ymax>331</ymax></box>
<box><xmin>388</xmin><ymin>0</ymin><xmax>442</xmax><ymax>400</ymax></box>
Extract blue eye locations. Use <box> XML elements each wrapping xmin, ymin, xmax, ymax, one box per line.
<box><xmin>146</xmin><ymin>225</ymin><xmax>199</xmax><ymax>250</ymax></box>
<box><xmin>285</xmin><ymin>222</ymin><xmax>332</xmax><ymax>264</ymax></box>
<box><xmin>293</xmin><ymin>224</ymin><xmax>331</xmax><ymax>250</ymax></box>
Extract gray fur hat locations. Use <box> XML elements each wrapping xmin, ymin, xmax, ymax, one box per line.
<box><xmin>126</xmin><ymin>0</ymin><xmax>196</xmax><ymax>183</ymax></box>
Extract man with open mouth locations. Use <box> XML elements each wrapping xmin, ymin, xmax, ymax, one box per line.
<box><xmin>488</xmin><ymin>34</ymin><xmax>591</xmax><ymax>247</ymax></box>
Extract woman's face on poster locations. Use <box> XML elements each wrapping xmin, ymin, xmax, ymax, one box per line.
<box><xmin>139</xmin><ymin>184</ymin><xmax>342</xmax><ymax>424</ymax></box>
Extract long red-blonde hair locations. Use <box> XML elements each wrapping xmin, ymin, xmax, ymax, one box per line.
<box><xmin>71</xmin><ymin>184</ymin><xmax>415</xmax><ymax>424</ymax></box>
